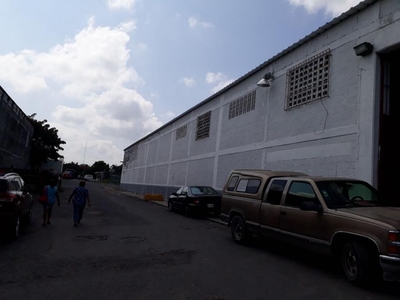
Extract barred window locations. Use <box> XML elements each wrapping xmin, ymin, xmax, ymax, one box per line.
<box><xmin>196</xmin><ymin>111</ymin><xmax>211</xmax><ymax>140</ymax></box>
<box><xmin>228</xmin><ymin>90</ymin><xmax>256</xmax><ymax>119</ymax></box>
<box><xmin>176</xmin><ymin>125</ymin><xmax>187</xmax><ymax>140</ymax></box>
<box><xmin>286</xmin><ymin>49</ymin><xmax>330</xmax><ymax>109</ymax></box>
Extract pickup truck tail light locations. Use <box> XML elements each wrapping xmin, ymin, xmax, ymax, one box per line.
<box><xmin>388</xmin><ymin>231</ymin><xmax>400</xmax><ymax>256</ymax></box>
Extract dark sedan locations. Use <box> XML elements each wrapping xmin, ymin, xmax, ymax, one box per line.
<box><xmin>168</xmin><ymin>186</ymin><xmax>221</xmax><ymax>216</ymax></box>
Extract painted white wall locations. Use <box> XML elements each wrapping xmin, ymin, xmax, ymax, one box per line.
<box><xmin>121</xmin><ymin>0</ymin><xmax>400</xmax><ymax>191</ymax></box>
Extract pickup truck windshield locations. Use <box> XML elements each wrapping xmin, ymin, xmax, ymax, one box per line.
<box><xmin>316</xmin><ymin>181</ymin><xmax>388</xmax><ymax>208</ymax></box>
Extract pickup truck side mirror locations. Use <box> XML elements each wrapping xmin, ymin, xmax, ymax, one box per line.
<box><xmin>300</xmin><ymin>201</ymin><xmax>323</xmax><ymax>213</ymax></box>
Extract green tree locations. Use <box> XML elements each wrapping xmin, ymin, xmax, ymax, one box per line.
<box><xmin>110</xmin><ymin>164</ymin><xmax>122</xmax><ymax>175</ymax></box>
<box><xmin>90</xmin><ymin>161</ymin><xmax>109</xmax><ymax>173</ymax></box>
<box><xmin>63</xmin><ymin>162</ymin><xmax>80</xmax><ymax>173</ymax></box>
<box><xmin>28</xmin><ymin>115</ymin><xmax>66</xmax><ymax>170</ymax></box>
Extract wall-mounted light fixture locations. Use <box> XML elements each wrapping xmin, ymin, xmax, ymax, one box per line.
<box><xmin>257</xmin><ymin>72</ymin><xmax>274</xmax><ymax>87</ymax></box>
<box><xmin>354</xmin><ymin>42</ymin><xmax>373</xmax><ymax>56</ymax></box>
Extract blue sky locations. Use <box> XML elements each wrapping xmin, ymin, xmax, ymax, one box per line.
<box><xmin>0</xmin><ymin>0</ymin><xmax>362</xmax><ymax>166</ymax></box>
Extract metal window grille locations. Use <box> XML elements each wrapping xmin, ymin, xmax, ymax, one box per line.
<box><xmin>228</xmin><ymin>90</ymin><xmax>256</xmax><ymax>120</ymax></box>
<box><xmin>176</xmin><ymin>125</ymin><xmax>187</xmax><ymax>140</ymax></box>
<box><xmin>195</xmin><ymin>111</ymin><xmax>211</xmax><ymax>140</ymax></box>
<box><xmin>286</xmin><ymin>49</ymin><xmax>330</xmax><ymax>109</ymax></box>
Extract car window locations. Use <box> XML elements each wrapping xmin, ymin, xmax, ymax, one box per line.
<box><xmin>191</xmin><ymin>187</ymin><xmax>201</xmax><ymax>194</ymax></box>
<box><xmin>190</xmin><ymin>186</ymin><xmax>218</xmax><ymax>195</ymax></box>
<box><xmin>13</xmin><ymin>179</ymin><xmax>22</xmax><ymax>191</ymax></box>
<box><xmin>175</xmin><ymin>187</ymin><xmax>183</xmax><ymax>195</ymax></box>
<box><xmin>265</xmin><ymin>180</ymin><xmax>287</xmax><ymax>205</ymax></box>
<box><xmin>227</xmin><ymin>176</ymin><xmax>239</xmax><ymax>191</ymax></box>
<box><xmin>316</xmin><ymin>180</ymin><xmax>383</xmax><ymax>208</ymax></box>
<box><xmin>347</xmin><ymin>184</ymin><xmax>378</xmax><ymax>202</ymax></box>
<box><xmin>182</xmin><ymin>187</ymin><xmax>188</xmax><ymax>195</ymax></box>
<box><xmin>8</xmin><ymin>180</ymin><xmax>17</xmax><ymax>191</ymax></box>
<box><xmin>0</xmin><ymin>180</ymin><xmax>8</xmax><ymax>193</ymax></box>
<box><xmin>236</xmin><ymin>179</ymin><xmax>261</xmax><ymax>194</ymax></box>
<box><xmin>285</xmin><ymin>181</ymin><xmax>318</xmax><ymax>208</ymax></box>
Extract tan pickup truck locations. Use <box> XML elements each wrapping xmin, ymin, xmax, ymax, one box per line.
<box><xmin>220</xmin><ymin>169</ymin><xmax>400</xmax><ymax>286</ymax></box>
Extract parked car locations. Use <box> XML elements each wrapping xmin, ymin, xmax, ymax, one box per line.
<box><xmin>84</xmin><ymin>174</ymin><xmax>94</xmax><ymax>182</ymax></box>
<box><xmin>62</xmin><ymin>171</ymin><xmax>73</xmax><ymax>179</ymax></box>
<box><xmin>0</xmin><ymin>172</ymin><xmax>34</xmax><ymax>239</ymax></box>
<box><xmin>220</xmin><ymin>169</ymin><xmax>400</xmax><ymax>286</ymax></box>
<box><xmin>168</xmin><ymin>186</ymin><xmax>221</xmax><ymax>216</ymax></box>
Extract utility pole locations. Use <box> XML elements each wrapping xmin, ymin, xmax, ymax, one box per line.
<box><xmin>83</xmin><ymin>141</ymin><xmax>87</xmax><ymax>164</ymax></box>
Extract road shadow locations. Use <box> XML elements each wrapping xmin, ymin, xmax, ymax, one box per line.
<box><xmin>231</xmin><ymin>235</ymin><xmax>399</xmax><ymax>295</ymax></box>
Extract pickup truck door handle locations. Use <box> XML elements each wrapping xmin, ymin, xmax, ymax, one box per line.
<box><xmin>281</xmin><ymin>211</ymin><xmax>287</xmax><ymax>216</ymax></box>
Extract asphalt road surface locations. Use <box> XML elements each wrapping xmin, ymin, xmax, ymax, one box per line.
<box><xmin>0</xmin><ymin>180</ymin><xmax>399</xmax><ymax>300</ymax></box>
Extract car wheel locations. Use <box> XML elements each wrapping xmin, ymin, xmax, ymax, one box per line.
<box><xmin>231</xmin><ymin>215</ymin><xmax>250</xmax><ymax>244</ymax></box>
<box><xmin>8</xmin><ymin>215</ymin><xmax>20</xmax><ymax>240</ymax></box>
<box><xmin>24</xmin><ymin>206</ymin><xmax>33</xmax><ymax>225</ymax></box>
<box><xmin>168</xmin><ymin>201</ymin><xmax>174</xmax><ymax>212</ymax></box>
<box><xmin>183</xmin><ymin>205</ymin><xmax>191</xmax><ymax>217</ymax></box>
<box><xmin>340</xmin><ymin>241</ymin><xmax>376</xmax><ymax>286</ymax></box>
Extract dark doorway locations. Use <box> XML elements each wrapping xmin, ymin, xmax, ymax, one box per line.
<box><xmin>378</xmin><ymin>49</ymin><xmax>400</xmax><ymax>202</ymax></box>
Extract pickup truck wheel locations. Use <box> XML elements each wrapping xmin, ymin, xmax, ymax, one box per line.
<box><xmin>341</xmin><ymin>241</ymin><xmax>373</xmax><ymax>286</ymax></box>
<box><xmin>231</xmin><ymin>215</ymin><xmax>249</xmax><ymax>244</ymax></box>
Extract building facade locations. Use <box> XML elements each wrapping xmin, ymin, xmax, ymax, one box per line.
<box><xmin>0</xmin><ymin>86</ymin><xmax>34</xmax><ymax>169</ymax></box>
<box><xmin>121</xmin><ymin>0</ymin><xmax>400</xmax><ymax>201</ymax></box>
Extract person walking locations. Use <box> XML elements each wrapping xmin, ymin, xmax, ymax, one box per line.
<box><xmin>68</xmin><ymin>180</ymin><xmax>91</xmax><ymax>226</ymax></box>
<box><xmin>41</xmin><ymin>179</ymin><xmax>60</xmax><ymax>226</ymax></box>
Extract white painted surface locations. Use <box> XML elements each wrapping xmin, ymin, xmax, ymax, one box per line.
<box><xmin>121</xmin><ymin>0</ymin><xmax>400</xmax><ymax>191</ymax></box>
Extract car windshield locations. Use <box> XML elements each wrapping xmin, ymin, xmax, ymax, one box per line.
<box><xmin>190</xmin><ymin>186</ymin><xmax>218</xmax><ymax>195</ymax></box>
<box><xmin>316</xmin><ymin>180</ymin><xmax>389</xmax><ymax>208</ymax></box>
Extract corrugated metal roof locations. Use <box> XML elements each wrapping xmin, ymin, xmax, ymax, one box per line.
<box><xmin>125</xmin><ymin>0</ymin><xmax>379</xmax><ymax>151</ymax></box>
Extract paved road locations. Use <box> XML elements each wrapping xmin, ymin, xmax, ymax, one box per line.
<box><xmin>0</xmin><ymin>180</ymin><xmax>398</xmax><ymax>300</ymax></box>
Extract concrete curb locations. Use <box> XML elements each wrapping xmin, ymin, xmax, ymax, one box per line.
<box><xmin>102</xmin><ymin>184</ymin><xmax>229</xmax><ymax>226</ymax></box>
<box><xmin>150</xmin><ymin>199</ymin><xmax>229</xmax><ymax>226</ymax></box>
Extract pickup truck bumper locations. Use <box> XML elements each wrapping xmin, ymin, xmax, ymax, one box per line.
<box><xmin>380</xmin><ymin>255</ymin><xmax>400</xmax><ymax>281</ymax></box>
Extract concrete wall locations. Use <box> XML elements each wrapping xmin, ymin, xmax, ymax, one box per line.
<box><xmin>121</xmin><ymin>0</ymin><xmax>400</xmax><ymax>200</ymax></box>
<box><xmin>0</xmin><ymin>86</ymin><xmax>33</xmax><ymax>169</ymax></box>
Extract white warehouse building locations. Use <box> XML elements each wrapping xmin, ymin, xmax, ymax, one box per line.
<box><xmin>121</xmin><ymin>0</ymin><xmax>400</xmax><ymax>202</ymax></box>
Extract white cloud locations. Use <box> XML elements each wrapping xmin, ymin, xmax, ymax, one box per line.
<box><xmin>188</xmin><ymin>17</ymin><xmax>214</xmax><ymax>29</ymax></box>
<box><xmin>179</xmin><ymin>77</ymin><xmax>196</xmax><ymax>87</ymax></box>
<box><xmin>166</xmin><ymin>111</ymin><xmax>175</xmax><ymax>118</ymax></box>
<box><xmin>138</xmin><ymin>43</ymin><xmax>147</xmax><ymax>50</ymax></box>
<box><xmin>205</xmin><ymin>72</ymin><xmax>234</xmax><ymax>94</ymax></box>
<box><xmin>288</xmin><ymin>0</ymin><xmax>362</xmax><ymax>16</ymax></box>
<box><xmin>206</xmin><ymin>72</ymin><xmax>225</xmax><ymax>84</ymax></box>
<box><xmin>107</xmin><ymin>0</ymin><xmax>135</xmax><ymax>11</ymax></box>
<box><xmin>0</xmin><ymin>17</ymin><xmax>162</xmax><ymax>165</ymax></box>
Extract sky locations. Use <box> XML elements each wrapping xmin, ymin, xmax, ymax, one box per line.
<box><xmin>0</xmin><ymin>0</ymin><xmax>364</xmax><ymax>166</ymax></box>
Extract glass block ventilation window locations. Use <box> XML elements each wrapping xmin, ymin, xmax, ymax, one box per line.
<box><xmin>195</xmin><ymin>111</ymin><xmax>211</xmax><ymax>140</ymax></box>
<box><xmin>286</xmin><ymin>49</ymin><xmax>330</xmax><ymax>109</ymax></box>
<box><xmin>176</xmin><ymin>125</ymin><xmax>187</xmax><ymax>140</ymax></box>
<box><xmin>228</xmin><ymin>90</ymin><xmax>256</xmax><ymax>119</ymax></box>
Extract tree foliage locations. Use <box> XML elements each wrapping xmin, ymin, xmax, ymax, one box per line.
<box><xmin>91</xmin><ymin>161</ymin><xmax>109</xmax><ymax>173</ymax></box>
<box><xmin>29</xmin><ymin>115</ymin><xmax>66</xmax><ymax>170</ymax></box>
<box><xmin>63</xmin><ymin>161</ymin><xmax>110</xmax><ymax>175</ymax></box>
